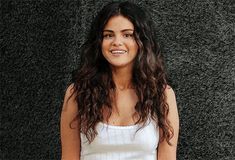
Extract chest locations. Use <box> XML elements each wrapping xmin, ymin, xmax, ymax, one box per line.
<box><xmin>80</xmin><ymin>119</ymin><xmax>159</xmax><ymax>160</ymax></box>
<box><xmin>103</xmin><ymin>89</ymin><xmax>139</xmax><ymax>126</ymax></box>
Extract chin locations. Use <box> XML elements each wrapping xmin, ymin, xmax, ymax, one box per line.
<box><xmin>109</xmin><ymin>62</ymin><xmax>134</xmax><ymax>68</ymax></box>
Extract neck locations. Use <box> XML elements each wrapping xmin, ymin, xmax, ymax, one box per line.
<box><xmin>111</xmin><ymin>66</ymin><xmax>134</xmax><ymax>90</ymax></box>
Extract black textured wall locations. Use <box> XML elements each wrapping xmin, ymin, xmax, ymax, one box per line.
<box><xmin>1</xmin><ymin>0</ymin><xmax>234</xmax><ymax>159</ymax></box>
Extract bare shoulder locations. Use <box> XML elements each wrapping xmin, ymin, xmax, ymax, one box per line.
<box><xmin>66</xmin><ymin>83</ymin><xmax>75</xmax><ymax>93</ymax></box>
<box><xmin>64</xmin><ymin>83</ymin><xmax>76</xmax><ymax>101</ymax></box>
<box><xmin>164</xmin><ymin>85</ymin><xmax>176</xmax><ymax>103</ymax></box>
<box><xmin>158</xmin><ymin>85</ymin><xmax>179</xmax><ymax>160</ymax></box>
<box><xmin>60</xmin><ymin>83</ymin><xmax>79</xmax><ymax>126</ymax></box>
<box><xmin>163</xmin><ymin>85</ymin><xmax>179</xmax><ymax>121</ymax></box>
<box><xmin>62</xmin><ymin>83</ymin><xmax>78</xmax><ymax>114</ymax></box>
<box><xmin>61</xmin><ymin>83</ymin><xmax>79</xmax><ymax>128</ymax></box>
<box><xmin>60</xmin><ymin>83</ymin><xmax>80</xmax><ymax>159</ymax></box>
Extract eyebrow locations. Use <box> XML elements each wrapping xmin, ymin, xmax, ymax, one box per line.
<box><xmin>103</xmin><ymin>29</ymin><xmax>134</xmax><ymax>32</ymax></box>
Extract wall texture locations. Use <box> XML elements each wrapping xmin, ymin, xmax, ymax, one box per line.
<box><xmin>1</xmin><ymin>0</ymin><xmax>234</xmax><ymax>159</ymax></box>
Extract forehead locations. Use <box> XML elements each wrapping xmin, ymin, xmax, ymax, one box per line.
<box><xmin>103</xmin><ymin>15</ymin><xmax>134</xmax><ymax>31</ymax></box>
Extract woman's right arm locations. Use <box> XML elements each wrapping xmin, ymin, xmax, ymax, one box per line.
<box><xmin>60</xmin><ymin>84</ymin><xmax>80</xmax><ymax>160</ymax></box>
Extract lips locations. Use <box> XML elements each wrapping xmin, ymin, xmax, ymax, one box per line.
<box><xmin>110</xmin><ymin>49</ymin><xmax>127</xmax><ymax>54</ymax></box>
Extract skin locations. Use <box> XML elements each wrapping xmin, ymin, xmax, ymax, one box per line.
<box><xmin>101</xmin><ymin>15</ymin><xmax>138</xmax><ymax>71</ymax></box>
<box><xmin>101</xmin><ymin>15</ymin><xmax>139</xmax><ymax>124</ymax></box>
<box><xmin>60</xmin><ymin>15</ymin><xmax>179</xmax><ymax>160</ymax></box>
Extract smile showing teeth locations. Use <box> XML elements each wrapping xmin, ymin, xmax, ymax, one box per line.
<box><xmin>110</xmin><ymin>50</ymin><xmax>127</xmax><ymax>54</ymax></box>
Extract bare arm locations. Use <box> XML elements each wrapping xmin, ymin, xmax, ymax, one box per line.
<box><xmin>157</xmin><ymin>86</ymin><xmax>179</xmax><ymax>160</ymax></box>
<box><xmin>60</xmin><ymin>84</ymin><xmax>80</xmax><ymax>160</ymax></box>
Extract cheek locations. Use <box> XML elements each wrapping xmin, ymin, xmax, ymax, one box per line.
<box><xmin>130</xmin><ymin>42</ymin><xmax>138</xmax><ymax>53</ymax></box>
<box><xmin>101</xmin><ymin>42</ymin><xmax>112</xmax><ymax>60</ymax></box>
<box><xmin>101</xmin><ymin>41</ymin><xmax>110</xmax><ymax>52</ymax></box>
<box><xmin>127</xmin><ymin>39</ymin><xmax>138</xmax><ymax>49</ymax></box>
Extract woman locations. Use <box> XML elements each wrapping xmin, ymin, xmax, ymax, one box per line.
<box><xmin>60</xmin><ymin>1</ymin><xmax>179</xmax><ymax>160</ymax></box>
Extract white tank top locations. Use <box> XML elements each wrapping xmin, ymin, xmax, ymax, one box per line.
<box><xmin>80</xmin><ymin>118</ymin><xmax>159</xmax><ymax>160</ymax></box>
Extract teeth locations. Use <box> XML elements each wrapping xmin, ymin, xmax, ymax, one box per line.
<box><xmin>111</xmin><ymin>50</ymin><xmax>127</xmax><ymax>54</ymax></box>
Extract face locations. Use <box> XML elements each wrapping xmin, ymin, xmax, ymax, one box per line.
<box><xmin>101</xmin><ymin>15</ymin><xmax>138</xmax><ymax>69</ymax></box>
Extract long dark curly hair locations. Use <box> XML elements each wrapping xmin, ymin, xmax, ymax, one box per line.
<box><xmin>69</xmin><ymin>1</ymin><xmax>174</xmax><ymax>145</ymax></box>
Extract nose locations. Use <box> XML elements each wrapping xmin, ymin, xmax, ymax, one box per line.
<box><xmin>112</xmin><ymin>35</ymin><xmax>123</xmax><ymax>46</ymax></box>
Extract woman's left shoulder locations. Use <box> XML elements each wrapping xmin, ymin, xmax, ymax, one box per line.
<box><xmin>164</xmin><ymin>85</ymin><xmax>176</xmax><ymax>99</ymax></box>
<box><xmin>163</xmin><ymin>85</ymin><xmax>178</xmax><ymax>110</ymax></box>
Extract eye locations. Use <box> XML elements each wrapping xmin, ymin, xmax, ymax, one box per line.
<box><xmin>123</xmin><ymin>33</ymin><xmax>133</xmax><ymax>38</ymax></box>
<box><xmin>103</xmin><ymin>34</ymin><xmax>113</xmax><ymax>39</ymax></box>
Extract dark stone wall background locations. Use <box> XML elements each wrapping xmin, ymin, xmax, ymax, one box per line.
<box><xmin>1</xmin><ymin>0</ymin><xmax>234</xmax><ymax>159</ymax></box>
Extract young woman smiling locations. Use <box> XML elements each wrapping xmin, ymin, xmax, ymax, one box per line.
<box><xmin>60</xmin><ymin>1</ymin><xmax>179</xmax><ymax>160</ymax></box>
